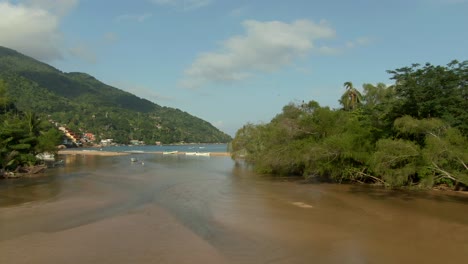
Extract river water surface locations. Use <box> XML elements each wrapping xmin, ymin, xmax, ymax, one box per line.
<box><xmin>1</xmin><ymin>153</ymin><xmax>467</xmax><ymax>263</ymax></box>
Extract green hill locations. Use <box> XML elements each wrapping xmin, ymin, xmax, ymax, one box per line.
<box><xmin>0</xmin><ymin>46</ymin><xmax>231</xmax><ymax>144</ymax></box>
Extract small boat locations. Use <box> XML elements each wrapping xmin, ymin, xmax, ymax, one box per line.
<box><xmin>36</xmin><ymin>152</ymin><xmax>55</xmax><ymax>161</ymax></box>
<box><xmin>131</xmin><ymin>158</ymin><xmax>138</xmax><ymax>162</ymax></box>
<box><xmin>163</xmin><ymin>151</ymin><xmax>178</xmax><ymax>155</ymax></box>
<box><xmin>185</xmin><ymin>152</ymin><xmax>210</xmax><ymax>156</ymax></box>
<box><xmin>124</xmin><ymin>150</ymin><xmax>145</xmax><ymax>153</ymax></box>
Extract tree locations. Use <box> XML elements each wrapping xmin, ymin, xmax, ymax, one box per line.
<box><xmin>36</xmin><ymin>128</ymin><xmax>62</xmax><ymax>154</ymax></box>
<box><xmin>340</xmin><ymin>82</ymin><xmax>363</xmax><ymax>111</ymax></box>
<box><xmin>0</xmin><ymin>79</ymin><xmax>15</xmax><ymax>115</ymax></box>
<box><xmin>423</xmin><ymin>127</ymin><xmax>468</xmax><ymax>188</ymax></box>
<box><xmin>360</xmin><ymin>83</ymin><xmax>396</xmax><ymax>140</ymax></box>
<box><xmin>370</xmin><ymin>138</ymin><xmax>421</xmax><ymax>187</ymax></box>
<box><xmin>0</xmin><ymin>114</ymin><xmax>37</xmax><ymax>170</ymax></box>
<box><xmin>230</xmin><ymin>61</ymin><xmax>467</xmax><ymax>189</ymax></box>
<box><xmin>393</xmin><ymin>116</ymin><xmax>468</xmax><ymax>187</ymax></box>
<box><xmin>387</xmin><ymin>60</ymin><xmax>468</xmax><ymax>136</ymax></box>
<box><xmin>0</xmin><ymin>111</ymin><xmax>62</xmax><ymax>172</ymax></box>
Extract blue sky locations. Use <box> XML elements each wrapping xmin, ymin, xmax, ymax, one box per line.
<box><xmin>1</xmin><ymin>0</ymin><xmax>467</xmax><ymax>136</ymax></box>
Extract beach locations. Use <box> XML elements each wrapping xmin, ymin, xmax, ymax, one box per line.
<box><xmin>58</xmin><ymin>150</ymin><xmax>130</xmax><ymax>156</ymax></box>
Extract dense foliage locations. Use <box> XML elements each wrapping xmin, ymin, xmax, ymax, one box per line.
<box><xmin>0</xmin><ymin>46</ymin><xmax>231</xmax><ymax>144</ymax></box>
<box><xmin>0</xmin><ymin>80</ymin><xmax>62</xmax><ymax>173</ymax></box>
<box><xmin>231</xmin><ymin>61</ymin><xmax>468</xmax><ymax>189</ymax></box>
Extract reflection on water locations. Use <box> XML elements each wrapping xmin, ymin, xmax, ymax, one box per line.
<box><xmin>1</xmin><ymin>153</ymin><xmax>468</xmax><ymax>264</ymax></box>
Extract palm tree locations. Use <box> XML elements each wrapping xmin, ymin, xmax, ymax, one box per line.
<box><xmin>340</xmin><ymin>81</ymin><xmax>362</xmax><ymax>111</ymax></box>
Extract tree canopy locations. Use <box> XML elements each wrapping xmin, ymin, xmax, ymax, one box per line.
<box><xmin>0</xmin><ymin>82</ymin><xmax>62</xmax><ymax>173</ymax></box>
<box><xmin>231</xmin><ymin>60</ymin><xmax>468</xmax><ymax>189</ymax></box>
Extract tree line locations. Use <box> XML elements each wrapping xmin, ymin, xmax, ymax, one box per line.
<box><xmin>230</xmin><ymin>60</ymin><xmax>468</xmax><ymax>189</ymax></box>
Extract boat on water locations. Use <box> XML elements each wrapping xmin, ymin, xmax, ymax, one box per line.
<box><xmin>36</xmin><ymin>152</ymin><xmax>55</xmax><ymax>161</ymax></box>
<box><xmin>131</xmin><ymin>158</ymin><xmax>138</xmax><ymax>162</ymax></box>
<box><xmin>163</xmin><ymin>151</ymin><xmax>178</xmax><ymax>155</ymax></box>
<box><xmin>185</xmin><ymin>152</ymin><xmax>210</xmax><ymax>156</ymax></box>
<box><xmin>124</xmin><ymin>150</ymin><xmax>145</xmax><ymax>153</ymax></box>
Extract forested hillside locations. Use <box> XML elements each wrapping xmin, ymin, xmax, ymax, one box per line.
<box><xmin>231</xmin><ymin>60</ymin><xmax>468</xmax><ymax>189</ymax></box>
<box><xmin>0</xmin><ymin>46</ymin><xmax>231</xmax><ymax>144</ymax></box>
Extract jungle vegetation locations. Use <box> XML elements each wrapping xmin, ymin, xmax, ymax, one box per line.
<box><xmin>0</xmin><ymin>80</ymin><xmax>62</xmax><ymax>173</ymax></box>
<box><xmin>231</xmin><ymin>60</ymin><xmax>468</xmax><ymax>189</ymax></box>
<box><xmin>0</xmin><ymin>46</ymin><xmax>231</xmax><ymax>144</ymax></box>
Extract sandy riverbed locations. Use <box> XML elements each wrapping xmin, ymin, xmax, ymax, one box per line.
<box><xmin>0</xmin><ymin>203</ymin><xmax>228</xmax><ymax>264</ymax></box>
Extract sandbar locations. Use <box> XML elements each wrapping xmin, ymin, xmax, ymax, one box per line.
<box><xmin>58</xmin><ymin>150</ymin><xmax>129</xmax><ymax>156</ymax></box>
<box><xmin>0</xmin><ymin>204</ymin><xmax>228</xmax><ymax>264</ymax></box>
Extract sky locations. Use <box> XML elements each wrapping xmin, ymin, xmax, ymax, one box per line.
<box><xmin>1</xmin><ymin>0</ymin><xmax>467</xmax><ymax>136</ymax></box>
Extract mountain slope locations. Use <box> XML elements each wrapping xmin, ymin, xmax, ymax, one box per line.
<box><xmin>0</xmin><ymin>46</ymin><xmax>231</xmax><ymax>144</ymax></box>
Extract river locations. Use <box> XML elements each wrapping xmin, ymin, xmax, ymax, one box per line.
<box><xmin>1</xmin><ymin>153</ymin><xmax>467</xmax><ymax>263</ymax></box>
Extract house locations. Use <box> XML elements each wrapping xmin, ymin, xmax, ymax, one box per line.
<box><xmin>130</xmin><ymin>140</ymin><xmax>145</xmax><ymax>145</ymax></box>
<box><xmin>100</xmin><ymin>139</ymin><xmax>113</xmax><ymax>146</ymax></box>
<box><xmin>58</xmin><ymin>127</ymin><xmax>81</xmax><ymax>146</ymax></box>
<box><xmin>82</xmin><ymin>133</ymin><xmax>96</xmax><ymax>142</ymax></box>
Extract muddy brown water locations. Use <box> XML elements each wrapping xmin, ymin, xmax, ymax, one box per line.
<box><xmin>1</xmin><ymin>154</ymin><xmax>467</xmax><ymax>263</ymax></box>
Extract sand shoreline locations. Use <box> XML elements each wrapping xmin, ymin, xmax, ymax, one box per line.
<box><xmin>58</xmin><ymin>150</ymin><xmax>130</xmax><ymax>156</ymax></box>
<box><xmin>58</xmin><ymin>150</ymin><xmax>231</xmax><ymax>157</ymax></box>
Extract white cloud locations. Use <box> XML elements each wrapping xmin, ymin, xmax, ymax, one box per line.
<box><xmin>149</xmin><ymin>0</ymin><xmax>213</xmax><ymax>10</ymax></box>
<box><xmin>0</xmin><ymin>1</ymin><xmax>63</xmax><ymax>61</ymax></box>
<box><xmin>180</xmin><ymin>19</ymin><xmax>336</xmax><ymax>88</ymax></box>
<box><xmin>115</xmin><ymin>13</ymin><xmax>152</xmax><ymax>23</ymax></box>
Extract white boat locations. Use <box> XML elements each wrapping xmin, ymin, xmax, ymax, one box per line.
<box><xmin>36</xmin><ymin>152</ymin><xmax>55</xmax><ymax>161</ymax></box>
<box><xmin>185</xmin><ymin>152</ymin><xmax>210</xmax><ymax>156</ymax></box>
<box><xmin>131</xmin><ymin>158</ymin><xmax>138</xmax><ymax>162</ymax></box>
<box><xmin>124</xmin><ymin>150</ymin><xmax>144</xmax><ymax>153</ymax></box>
<box><xmin>163</xmin><ymin>151</ymin><xmax>178</xmax><ymax>155</ymax></box>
